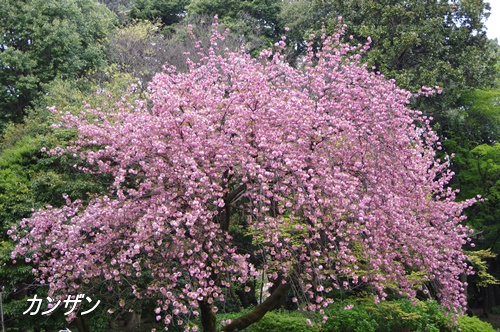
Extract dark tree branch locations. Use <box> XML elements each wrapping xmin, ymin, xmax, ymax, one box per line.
<box><xmin>221</xmin><ymin>281</ymin><xmax>291</xmax><ymax>332</ymax></box>
<box><xmin>218</xmin><ymin>182</ymin><xmax>246</xmax><ymax>232</ymax></box>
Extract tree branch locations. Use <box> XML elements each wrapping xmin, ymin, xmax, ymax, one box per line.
<box><xmin>218</xmin><ymin>182</ymin><xmax>246</xmax><ymax>232</ymax></box>
<box><xmin>221</xmin><ymin>281</ymin><xmax>291</xmax><ymax>332</ymax></box>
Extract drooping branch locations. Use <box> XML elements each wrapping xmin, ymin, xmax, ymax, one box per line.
<box><xmin>225</xmin><ymin>183</ymin><xmax>247</xmax><ymax>206</ymax></box>
<box><xmin>221</xmin><ymin>282</ymin><xmax>291</xmax><ymax>332</ymax></box>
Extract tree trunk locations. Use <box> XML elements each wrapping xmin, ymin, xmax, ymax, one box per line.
<box><xmin>221</xmin><ymin>282</ymin><xmax>291</xmax><ymax>332</ymax></box>
<box><xmin>126</xmin><ymin>311</ymin><xmax>141</xmax><ymax>331</ymax></box>
<box><xmin>482</xmin><ymin>286</ymin><xmax>491</xmax><ymax>317</ymax></box>
<box><xmin>494</xmin><ymin>285</ymin><xmax>500</xmax><ymax>308</ymax></box>
<box><xmin>199</xmin><ymin>299</ymin><xmax>217</xmax><ymax>332</ymax></box>
<box><xmin>488</xmin><ymin>284</ymin><xmax>496</xmax><ymax>313</ymax></box>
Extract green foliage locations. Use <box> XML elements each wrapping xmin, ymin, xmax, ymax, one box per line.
<box><xmin>107</xmin><ymin>20</ymin><xmax>169</xmax><ymax>86</ymax></box>
<box><xmin>448</xmin><ymin>142</ymin><xmax>500</xmax><ymax>250</ymax></box>
<box><xmin>322</xmin><ymin>302</ymin><xmax>379</xmax><ymax>332</ymax></box>
<box><xmin>322</xmin><ymin>299</ymin><xmax>454</xmax><ymax>332</ymax></box>
<box><xmin>0</xmin><ymin>116</ymin><xmax>104</xmax><ymax>330</ymax></box>
<box><xmin>445</xmin><ymin>88</ymin><xmax>500</xmax><ymax>146</ymax></box>
<box><xmin>466</xmin><ymin>249</ymin><xmax>500</xmax><ymax>287</ymax></box>
<box><xmin>438</xmin><ymin>83</ymin><xmax>500</xmax><ymax>310</ymax></box>
<box><xmin>0</xmin><ymin>70</ymin><xmax>136</xmax><ymax>222</ymax></box>
<box><xmin>215</xmin><ymin>300</ymin><xmax>496</xmax><ymax>332</ymax></box>
<box><xmin>0</xmin><ymin>0</ymin><xmax>116</xmax><ymax>125</ymax></box>
<box><xmin>138</xmin><ymin>15</ymin><xmax>257</xmax><ymax>74</ymax></box>
<box><xmin>278</xmin><ymin>0</ymin><xmax>317</xmax><ymax>60</ymax></box>
<box><xmin>130</xmin><ymin>0</ymin><xmax>190</xmax><ymax>26</ymax></box>
<box><xmin>101</xmin><ymin>0</ymin><xmax>135</xmax><ymax>21</ymax></box>
<box><xmin>246</xmin><ymin>310</ymin><xmax>318</xmax><ymax>332</ymax></box>
<box><xmin>457</xmin><ymin>315</ymin><xmax>496</xmax><ymax>332</ymax></box>
<box><xmin>218</xmin><ymin>309</ymin><xmax>319</xmax><ymax>332</ymax></box>
<box><xmin>0</xmin><ymin>71</ymin><xmax>139</xmax><ymax>331</ymax></box>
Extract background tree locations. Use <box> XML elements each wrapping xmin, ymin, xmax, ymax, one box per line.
<box><xmin>99</xmin><ymin>0</ymin><xmax>135</xmax><ymax>21</ymax></box>
<box><xmin>280</xmin><ymin>0</ymin><xmax>497</xmax><ymax>119</ymax></box>
<box><xmin>441</xmin><ymin>82</ymin><xmax>500</xmax><ymax>313</ymax></box>
<box><xmin>11</xmin><ymin>26</ymin><xmax>475</xmax><ymax>331</ymax></box>
<box><xmin>0</xmin><ymin>0</ymin><xmax>116</xmax><ymax>128</ymax></box>
<box><xmin>129</xmin><ymin>0</ymin><xmax>190</xmax><ymax>27</ymax></box>
<box><xmin>107</xmin><ymin>20</ymin><xmax>170</xmax><ymax>87</ymax></box>
<box><xmin>185</xmin><ymin>0</ymin><xmax>282</xmax><ymax>54</ymax></box>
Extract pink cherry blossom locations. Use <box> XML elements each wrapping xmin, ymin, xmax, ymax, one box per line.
<box><xmin>11</xmin><ymin>21</ymin><xmax>475</xmax><ymax>329</ymax></box>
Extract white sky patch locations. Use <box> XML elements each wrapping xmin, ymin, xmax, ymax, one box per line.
<box><xmin>485</xmin><ymin>0</ymin><xmax>500</xmax><ymax>42</ymax></box>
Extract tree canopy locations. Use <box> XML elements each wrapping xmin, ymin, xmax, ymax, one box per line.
<box><xmin>0</xmin><ymin>0</ymin><xmax>116</xmax><ymax>126</ymax></box>
<box><xmin>130</xmin><ymin>0</ymin><xmax>189</xmax><ymax>26</ymax></box>
<box><xmin>281</xmin><ymin>0</ymin><xmax>497</xmax><ymax>118</ymax></box>
<box><xmin>10</xmin><ymin>25</ymin><xmax>476</xmax><ymax>331</ymax></box>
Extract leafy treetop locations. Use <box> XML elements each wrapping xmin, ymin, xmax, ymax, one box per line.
<box><xmin>0</xmin><ymin>0</ymin><xmax>115</xmax><ymax>125</ymax></box>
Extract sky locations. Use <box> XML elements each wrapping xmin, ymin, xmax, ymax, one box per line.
<box><xmin>486</xmin><ymin>0</ymin><xmax>500</xmax><ymax>41</ymax></box>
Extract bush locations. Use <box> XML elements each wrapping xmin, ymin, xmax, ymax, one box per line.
<box><xmin>458</xmin><ymin>315</ymin><xmax>496</xmax><ymax>332</ymax></box>
<box><xmin>371</xmin><ymin>300</ymin><xmax>448</xmax><ymax>332</ymax></box>
<box><xmin>321</xmin><ymin>299</ymin><xmax>495</xmax><ymax>332</ymax></box>
<box><xmin>321</xmin><ymin>302</ymin><xmax>378</xmax><ymax>332</ymax></box>
<box><xmin>217</xmin><ymin>309</ymin><xmax>319</xmax><ymax>332</ymax></box>
<box><xmin>214</xmin><ymin>300</ymin><xmax>497</xmax><ymax>332</ymax></box>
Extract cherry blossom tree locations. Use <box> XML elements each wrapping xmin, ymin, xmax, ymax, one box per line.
<box><xmin>10</xmin><ymin>21</ymin><xmax>476</xmax><ymax>332</ymax></box>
